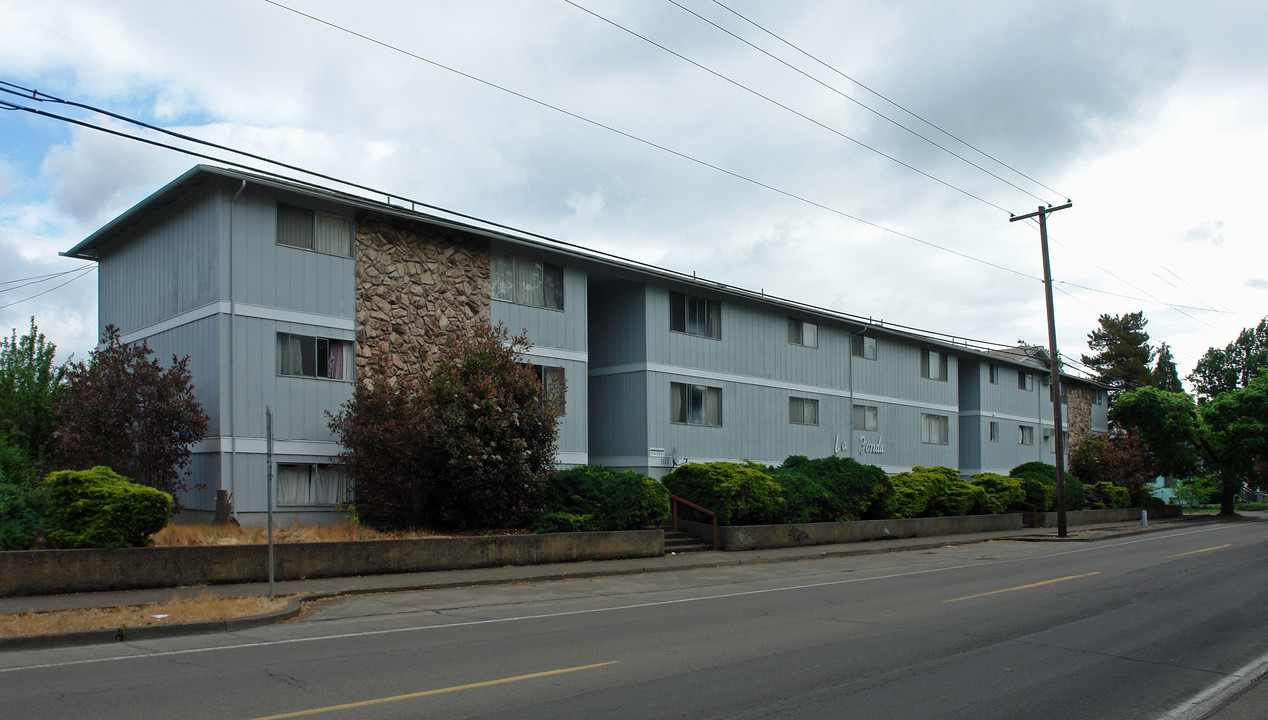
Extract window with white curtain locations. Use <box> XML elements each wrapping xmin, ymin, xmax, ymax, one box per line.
<box><xmin>276</xmin><ymin>204</ymin><xmax>353</xmax><ymax>257</ymax></box>
<box><xmin>787</xmin><ymin>318</ymin><xmax>817</xmax><ymax>348</ymax></box>
<box><xmin>1019</xmin><ymin>372</ymin><xmax>1034</xmax><ymax>391</ymax></box>
<box><xmin>519</xmin><ymin>363</ymin><xmax>566</xmax><ymax>411</ymax></box>
<box><xmin>669</xmin><ymin>291</ymin><xmax>721</xmax><ymax>340</ymax></box>
<box><xmin>921</xmin><ymin>413</ymin><xmax>949</xmax><ymax>445</ymax></box>
<box><xmin>921</xmin><ymin>350</ymin><xmax>948</xmax><ymax>381</ymax></box>
<box><xmin>1019</xmin><ymin>425</ymin><xmax>1035</xmax><ymax>445</ymax></box>
<box><xmin>671</xmin><ymin>382</ymin><xmax>722</xmax><ymax>426</ymax></box>
<box><xmin>789</xmin><ymin>396</ymin><xmax>819</xmax><ymax>425</ymax></box>
<box><xmin>277</xmin><ymin>333</ymin><xmax>354</xmax><ymax>380</ymax></box>
<box><xmin>491</xmin><ymin>253</ymin><xmax>564</xmax><ymax>310</ymax></box>
<box><xmin>851</xmin><ymin>335</ymin><xmax>877</xmax><ymax>360</ymax></box>
<box><xmin>277</xmin><ymin>464</ymin><xmax>351</xmax><ymax>506</ymax></box>
<box><xmin>989</xmin><ymin>421</ymin><xmax>1000</xmax><ymax>442</ymax></box>
<box><xmin>852</xmin><ymin>404</ymin><xmax>879</xmax><ymax>431</ymax></box>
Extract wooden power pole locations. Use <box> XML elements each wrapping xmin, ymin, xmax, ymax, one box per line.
<box><xmin>1010</xmin><ymin>202</ymin><xmax>1072</xmax><ymax>537</ymax></box>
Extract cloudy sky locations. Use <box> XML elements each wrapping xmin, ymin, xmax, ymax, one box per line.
<box><xmin>1</xmin><ymin>0</ymin><xmax>1265</xmax><ymax>384</ymax></box>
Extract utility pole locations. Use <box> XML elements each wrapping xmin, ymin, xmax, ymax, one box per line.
<box><xmin>1010</xmin><ymin>202</ymin><xmax>1072</xmax><ymax>537</ymax></box>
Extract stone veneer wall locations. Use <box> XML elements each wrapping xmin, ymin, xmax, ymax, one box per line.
<box><xmin>355</xmin><ymin>213</ymin><xmax>490</xmax><ymax>383</ymax></box>
<box><xmin>1065</xmin><ymin>384</ymin><xmax>1095</xmax><ymax>452</ymax></box>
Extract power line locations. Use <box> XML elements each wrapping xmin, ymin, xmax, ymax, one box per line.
<box><xmin>0</xmin><ymin>265</ymin><xmax>96</xmax><ymax>311</ymax></box>
<box><xmin>565</xmin><ymin>0</ymin><xmax>1013</xmax><ymax>214</ymax></box>
<box><xmin>0</xmin><ymin>266</ymin><xmax>95</xmax><ymax>292</ymax></box>
<box><xmin>663</xmin><ymin>0</ymin><xmax>1053</xmax><ymax>207</ymax></box>
<box><xmin>708</xmin><ymin>0</ymin><xmax>1068</xmax><ymax>202</ymax></box>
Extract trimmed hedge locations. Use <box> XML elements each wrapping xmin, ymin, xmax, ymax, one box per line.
<box><xmin>1085</xmin><ymin>481</ymin><xmax>1131</xmax><ymax>509</ymax></box>
<box><xmin>890</xmin><ymin>466</ymin><xmax>987</xmax><ymax>518</ymax></box>
<box><xmin>970</xmin><ymin>472</ymin><xmax>1027</xmax><ymax>514</ymax></box>
<box><xmin>43</xmin><ymin>466</ymin><xmax>171</xmax><ymax>548</ymax></box>
<box><xmin>532</xmin><ymin>466</ymin><xmax>669</xmax><ymax>533</ymax></box>
<box><xmin>661</xmin><ymin>461</ymin><xmax>784</xmax><ymax>526</ymax></box>
<box><xmin>1010</xmin><ymin>462</ymin><xmax>1085</xmax><ymax>511</ymax></box>
<box><xmin>0</xmin><ymin>480</ymin><xmax>46</xmax><ymax>551</ymax></box>
<box><xmin>774</xmin><ymin>455</ymin><xmax>892</xmax><ymax>522</ymax></box>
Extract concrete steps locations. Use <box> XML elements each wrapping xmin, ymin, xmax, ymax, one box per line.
<box><xmin>663</xmin><ymin>527</ymin><xmax>713</xmax><ymax>554</ymax></box>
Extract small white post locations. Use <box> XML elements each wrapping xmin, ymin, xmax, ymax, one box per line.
<box><xmin>1141</xmin><ymin>510</ymin><xmax>1148</xmax><ymax>528</ymax></box>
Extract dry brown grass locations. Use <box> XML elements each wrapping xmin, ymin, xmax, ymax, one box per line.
<box><xmin>149</xmin><ymin>521</ymin><xmax>445</xmax><ymax>546</ymax></box>
<box><xmin>0</xmin><ymin>591</ymin><xmax>291</xmax><ymax>637</ymax></box>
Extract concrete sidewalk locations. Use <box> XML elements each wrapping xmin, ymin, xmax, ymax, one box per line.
<box><xmin>0</xmin><ymin>513</ymin><xmax>1249</xmax><ymax>650</ymax></box>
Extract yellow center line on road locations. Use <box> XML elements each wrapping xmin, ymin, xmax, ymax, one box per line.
<box><xmin>1168</xmin><ymin>544</ymin><xmax>1231</xmax><ymax>558</ymax></box>
<box><xmin>246</xmin><ymin>661</ymin><xmax>619</xmax><ymax>720</ymax></box>
<box><xmin>944</xmin><ymin>572</ymin><xmax>1101</xmax><ymax>603</ymax></box>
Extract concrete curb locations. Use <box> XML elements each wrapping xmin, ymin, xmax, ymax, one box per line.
<box><xmin>0</xmin><ymin>596</ymin><xmax>304</xmax><ymax>652</ymax></box>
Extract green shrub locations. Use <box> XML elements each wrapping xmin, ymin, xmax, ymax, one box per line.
<box><xmin>778</xmin><ymin>455</ymin><xmax>892</xmax><ymax>521</ymax></box>
<box><xmin>970</xmin><ymin>473</ymin><xmax>1027</xmax><ymax>514</ymax></box>
<box><xmin>533</xmin><ymin>466</ymin><xmax>669</xmax><ymax>533</ymax></box>
<box><xmin>0</xmin><ymin>480</ymin><xmax>47</xmax><ymax>550</ymax></box>
<box><xmin>661</xmin><ymin>461</ymin><xmax>784</xmax><ymax>526</ymax></box>
<box><xmin>890</xmin><ymin>466</ymin><xmax>987</xmax><ymax>518</ymax></box>
<box><xmin>765</xmin><ymin>466</ymin><xmax>838</xmax><ymax>523</ymax></box>
<box><xmin>1010</xmin><ymin>462</ymin><xmax>1084</xmax><ymax>511</ymax></box>
<box><xmin>1085</xmin><ymin>481</ymin><xmax>1131</xmax><ymax>509</ymax></box>
<box><xmin>42</xmin><ymin>466</ymin><xmax>171</xmax><ymax>548</ymax></box>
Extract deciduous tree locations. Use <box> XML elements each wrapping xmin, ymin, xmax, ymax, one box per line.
<box><xmin>1188</xmin><ymin>318</ymin><xmax>1268</xmax><ymax>403</ymax></box>
<box><xmin>52</xmin><ymin>326</ymin><xmax>208</xmax><ymax>508</ymax></box>
<box><xmin>0</xmin><ymin>317</ymin><xmax>65</xmax><ymax>462</ymax></box>
<box><xmin>1198</xmin><ymin>372</ymin><xmax>1268</xmax><ymax>515</ymax></box>
<box><xmin>1110</xmin><ymin>386</ymin><xmax>1200</xmax><ymax>480</ymax></box>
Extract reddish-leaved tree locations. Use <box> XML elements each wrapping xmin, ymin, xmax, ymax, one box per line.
<box><xmin>53</xmin><ymin>326</ymin><xmax>208</xmax><ymax>509</ymax></box>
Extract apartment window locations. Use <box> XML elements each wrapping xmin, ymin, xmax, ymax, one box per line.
<box><xmin>989</xmin><ymin>364</ymin><xmax>1000</xmax><ymax>384</ymax></box>
<box><xmin>787</xmin><ymin>318</ymin><xmax>817</xmax><ymax>348</ymax></box>
<box><xmin>1049</xmin><ymin>430</ymin><xmax>1068</xmax><ymax>453</ymax></box>
<box><xmin>520</xmin><ymin>363</ymin><xmax>566</xmax><ymax>410</ymax></box>
<box><xmin>1018</xmin><ymin>372</ymin><xmax>1034</xmax><ymax>391</ymax></box>
<box><xmin>277</xmin><ymin>333</ymin><xmax>354</xmax><ymax>380</ymax></box>
<box><xmin>921</xmin><ymin>413</ymin><xmax>949</xmax><ymax>445</ymax></box>
<box><xmin>989</xmin><ymin>421</ymin><xmax>1000</xmax><ymax>443</ymax></box>
<box><xmin>671</xmin><ymin>382</ymin><xmax>722</xmax><ymax>426</ymax></box>
<box><xmin>921</xmin><ymin>350</ymin><xmax>948</xmax><ymax>381</ymax></box>
<box><xmin>852</xmin><ymin>404</ymin><xmax>879</xmax><ymax>432</ymax></box>
<box><xmin>851</xmin><ymin>335</ymin><xmax>877</xmax><ymax>360</ymax></box>
<box><xmin>789</xmin><ymin>396</ymin><xmax>819</xmax><ymax>425</ymax></box>
<box><xmin>276</xmin><ymin>204</ymin><xmax>353</xmax><ymax>257</ymax></box>
<box><xmin>491</xmin><ymin>253</ymin><xmax>564</xmax><ymax>310</ymax></box>
<box><xmin>1019</xmin><ymin>425</ymin><xmax>1035</xmax><ymax>445</ymax></box>
<box><xmin>670</xmin><ymin>291</ymin><xmax>721</xmax><ymax>339</ymax></box>
<box><xmin>277</xmin><ymin>463</ymin><xmax>351</xmax><ymax>506</ymax></box>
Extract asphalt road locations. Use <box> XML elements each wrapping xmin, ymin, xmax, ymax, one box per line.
<box><xmin>3</xmin><ymin>521</ymin><xmax>1265</xmax><ymax>719</ymax></box>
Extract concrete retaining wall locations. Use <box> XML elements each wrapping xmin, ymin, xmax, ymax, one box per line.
<box><xmin>1031</xmin><ymin>505</ymin><xmax>1182</xmax><ymax>528</ymax></box>
<box><xmin>676</xmin><ymin>514</ymin><xmax>1023</xmax><ymax>552</ymax></box>
<box><xmin>0</xmin><ymin>530</ymin><xmax>663</xmax><ymax>598</ymax></box>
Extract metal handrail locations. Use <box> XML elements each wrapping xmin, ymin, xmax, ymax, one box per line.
<box><xmin>668</xmin><ymin>494</ymin><xmax>718</xmax><ymax>550</ymax></box>
<box><xmin>1020</xmin><ymin>501</ymin><xmax>1038</xmax><ymax>528</ymax></box>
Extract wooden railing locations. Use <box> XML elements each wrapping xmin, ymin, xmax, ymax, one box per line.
<box><xmin>668</xmin><ymin>494</ymin><xmax>718</xmax><ymax>550</ymax></box>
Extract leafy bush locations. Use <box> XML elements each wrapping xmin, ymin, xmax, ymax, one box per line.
<box><xmin>532</xmin><ymin>466</ymin><xmax>669</xmax><ymax>533</ymax></box>
<box><xmin>661</xmin><ymin>461</ymin><xmax>784</xmax><ymax>526</ymax></box>
<box><xmin>331</xmin><ymin>322</ymin><xmax>564</xmax><ymax>530</ymax></box>
<box><xmin>1010</xmin><ymin>462</ymin><xmax>1084</xmax><ymax>511</ymax></box>
<box><xmin>42</xmin><ymin>466</ymin><xmax>171</xmax><ymax>548</ymax></box>
<box><xmin>0</xmin><ymin>480</ymin><xmax>46</xmax><ymax>550</ymax></box>
<box><xmin>53</xmin><ymin>326</ymin><xmax>207</xmax><ymax>508</ymax></box>
<box><xmin>778</xmin><ymin>455</ymin><xmax>892</xmax><ymax>521</ymax></box>
<box><xmin>1085</xmin><ymin>481</ymin><xmax>1131</xmax><ymax>509</ymax></box>
<box><xmin>970</xmin><ymin>473</ymin><xmax>1027</xmax><ymax>514</ymax></box>
<box><xmin>890</xmin><ymin>466</ymin><xmax>987</xmax><ymax>518</ymax></box>
<box><xmin>765</xmin><ymin>466</ymin><xmax>838</xmax><ymax>524</ymax></box>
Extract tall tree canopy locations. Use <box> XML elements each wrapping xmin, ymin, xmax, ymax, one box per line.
<box><xmin>1082</xmin><ymin>311</ymin><xmax>1155</xmax><ymax>398</ymax></box>
<box><xmin>0</xmin><ymin>318</ymin><xmax>65</xmax><ymax>461</ymax></box>
<box><xmin>53</xmin><ymin>326</ymin><xmax>208</xmax><ymax>507</ymax></box>
<box><xmin>1109</xmin><ymin>386</ymin><xmax>1200</xmax><ymax>479</ymax></box>
<box><xmin>1199</xmin><ymin>372</ymin><xmax>1268</xmax><ymax>514</ymax></box>
<box><xmin>1151</xmin><ymin>342</ymin><xmax>1184</xmax><ymax>393</ymax></box>
<box><xmin>1188</xmin><ymin>317</ymin><xmax>1268</xmax><ymax>403</ymax></box>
